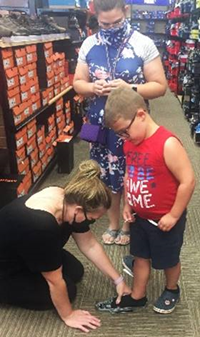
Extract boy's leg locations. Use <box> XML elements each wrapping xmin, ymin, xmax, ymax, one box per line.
<box><xmin>165</xmin><ymin>262</ymin><xmax>181</xmax><ymax>290</ymax></box>
<box><xmin>131</xmin><ymin>257</ymin><xmax>150</xmax><ymax>299</ymax></box>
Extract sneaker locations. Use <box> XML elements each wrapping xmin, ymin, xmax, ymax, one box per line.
<box><xmin>95</xmin><ymin>294</ymin><xmax>147</xmax><ymax>314</ymax></box>
<box><xmin>122</xmin><ymin>255</ymin><xmax>134</xmax><ymax>277</ymax></box>
<box><xmin>153</xmin><ymin>286</ymin><xmax>180</xmax><ymax>314</ymax></box>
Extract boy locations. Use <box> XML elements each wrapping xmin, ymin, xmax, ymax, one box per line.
<box><xmin>96</xmin><ymin>87</ymin><xmax>195</xmax><ymax>314</ymax></box>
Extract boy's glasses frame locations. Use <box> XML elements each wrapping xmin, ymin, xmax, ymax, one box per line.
<box><xmin>116</xmin><ymin>115</ymin><xmax>136</xmax><ymax>138</ymax></box>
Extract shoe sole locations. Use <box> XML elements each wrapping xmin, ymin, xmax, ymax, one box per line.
<box><xmin>96</xmin><ymin>304</ymin><xmax>147</xmax><ymax>314</ymax></box>
<box><xmin>153</xmin><ymin>306</ymin><xmax>176</xmax><ymax>314</ymax></box>
<box><xmin>122</xmin><ymin>260</ymin><xmax>133</xmax><ymax>277</ymax></box>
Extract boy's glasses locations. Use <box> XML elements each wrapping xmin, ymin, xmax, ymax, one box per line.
<box><xmin>116</xmin><ymin>115</ymin><xmax>136</xmax><ymax>138</ymax></box>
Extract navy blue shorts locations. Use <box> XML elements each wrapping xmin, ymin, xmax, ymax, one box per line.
<box><xmin>130</xmin><ymin>211</ymin><xmax>187</xmax><ymax>270</ymax></box>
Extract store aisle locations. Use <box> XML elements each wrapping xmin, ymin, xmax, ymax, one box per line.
<box><xmin>0</xmin><ymin>90</ymin><xmax>199</xmax><ymax>337</ymax></box>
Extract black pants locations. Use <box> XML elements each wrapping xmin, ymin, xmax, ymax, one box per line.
<box><xmin>0</xmin><ymin>250</ymin><xmax>84</xmax><ymax>310</ymax></box>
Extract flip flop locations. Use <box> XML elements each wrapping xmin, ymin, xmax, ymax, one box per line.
<box><xmin>114</xmin><ymin>230</ymin><xmax>130</xmax><ymax>246</ymax></box>
<box><xmin>102</xmin><ymin>229</ymin><xmax>119</xmax><ymax>245</ymax></box>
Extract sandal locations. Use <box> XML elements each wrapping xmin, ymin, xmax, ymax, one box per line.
<box><xmin>114</xmin><ymin>230</ymin><xmax>130</xmax><ymax>246</ymax></box>
<box><xmin>102</xmin><ymin>229</ymin><xmax>119</xmax><ymax>245</ymax></box>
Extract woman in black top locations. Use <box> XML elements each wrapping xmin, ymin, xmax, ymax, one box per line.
<box><xmin>0</xmin><ymin>160</ymin><xmax>131</xmax><ymax>332</ymax></box>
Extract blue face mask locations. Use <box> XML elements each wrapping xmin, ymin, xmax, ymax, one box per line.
<box><xmin>100</xmin><ymin>19</ymin><xmax>129</xmax><ymax>47</ymax></box>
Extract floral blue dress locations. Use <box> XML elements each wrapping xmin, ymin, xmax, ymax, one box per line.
<box><xmin>78</xmin><ymin>21</ymin><xmax>159</xmax><ymax>193</ymax></box>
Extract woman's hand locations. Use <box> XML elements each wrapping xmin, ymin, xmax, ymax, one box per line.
<box><xmin>63</xmin><ymin>309</ymin><xmax>101</xmax><ymax>333</ymax></box>
<box><xmin>158</xmin><ymin>213</ymin><xmax>178</xmax><ymax>232</ymax></box>
<box><xmin>109</xmin><ymin>79</ymin><xmax>130</xmax><ymax>90</ymax></box>
<box><xmin>101</xmin><ymin>79</ymin><xmax>130</xmax><ymax>96</ymax></box>
<box><xmin>93</xmin><ymin>80</ymin><xmax>108</xmax><ymax>96</ymax></box>
<box><xmin>115</xmin><ymin>280</ymin><xmax>132</xmax><ymax>305</ymax></box>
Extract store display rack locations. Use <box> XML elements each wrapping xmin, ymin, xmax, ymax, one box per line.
<box><xmin>0</xmin><ymin>35</ymin><xmax>79</xmax><ymax>198</ymax></box>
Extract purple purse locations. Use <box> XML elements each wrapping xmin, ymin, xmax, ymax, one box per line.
<box><xmin>79</xmin><ymin>123</ymin><xmax>107</xmax><ymax>145</ymax></box>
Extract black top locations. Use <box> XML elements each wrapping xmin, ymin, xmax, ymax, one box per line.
<box><xmin>0</xmin><ymin>195</ymin><xmax>91</xmax><ymax>278</ymax></box>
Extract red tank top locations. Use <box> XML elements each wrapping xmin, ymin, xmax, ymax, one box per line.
<box><xmin>123</xmin><ymin>126</ymin><xmax>179</xmax><ymax>220</ymax></box>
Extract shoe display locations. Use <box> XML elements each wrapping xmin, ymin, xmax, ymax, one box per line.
<box><xmin>153</xmin><ymin>286</ymin><xmax>180</xmax><ymax>314</ymax></box>
<box><xmin>0</xmin><ymin>12</ymin><xmax>67</xmax><ymax>38</ymax></box>
<box><xmin>122</xmin><ymin>255</ymin><xmax>134</xmax><ymax>277</ymax></box>
<box><xmin>0</xmin><ymin>25</ymin><xmax>12</xmax><ymax>38</ymax></box>
<box><xmin>95</xmin><ymin>294</ymin><xmax>147</xmax><ymax>314</ymax></box>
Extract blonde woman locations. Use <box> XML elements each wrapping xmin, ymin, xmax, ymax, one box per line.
<box><xmin>0</xmin><ymin>160</ymin><xmax>131</xmax><ymax>332</ymax></box>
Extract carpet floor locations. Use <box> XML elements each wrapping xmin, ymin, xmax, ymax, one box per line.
<box><xmin>0</xmin><ymin>90</ymin><xmax>200</xmax><ymax>337</ymax></box>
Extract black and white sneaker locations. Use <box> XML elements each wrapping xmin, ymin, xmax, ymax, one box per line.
<box><xmin>95</xmin><ymin>294</ymin><xmax>147</xmax><ymax>314</ymax></box>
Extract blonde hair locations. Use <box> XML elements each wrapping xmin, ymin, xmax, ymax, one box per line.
<box><xmin>105</xmin><ymin>87</ymin><xmax>147</xmax><ymax>128</ymax></box>
<box><xmin>64</xmin><ymin>160</ymin><xmax>111</xmax><ymax>212</ymax></box>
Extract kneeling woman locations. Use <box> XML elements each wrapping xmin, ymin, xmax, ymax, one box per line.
<box><xmin>0</xmin><ymin>160</ymin><xmax>130</xmax><ymax>332</ymax></box>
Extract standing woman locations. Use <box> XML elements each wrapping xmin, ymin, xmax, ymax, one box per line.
<box><xmin>73</xmin><ymin>0</ymin><xmax>167</xmax><ymax>245</ymax></box>
<box><xmin>0</xmin><ymin>160</ymin><xmax>131</xmax><ymax>333</ymax></box>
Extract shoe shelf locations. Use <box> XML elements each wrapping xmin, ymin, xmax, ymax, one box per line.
<box><xmin>0</xmin><ymin>37</ymin><xmax>80</xmax><ymax>198</ymax></box>
<box><xmin>15</xmin><ymin>86</ymin><xmax>73</xmax><ymax>132</ymax></box>
<box><xmin>0</xmin><ymin>34</ymin><xmax>70</xmax><ymax>49</ymax></box>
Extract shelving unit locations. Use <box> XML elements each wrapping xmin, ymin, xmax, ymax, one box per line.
<box><xmin>129</xmin><ymin>4</ymin><xmax>169</xmax><ymax>51</ymax></box>
<box><xmin>0</xmin><ymin>35</ymin><xmax>79</xmax><ymax>197</ymax></box>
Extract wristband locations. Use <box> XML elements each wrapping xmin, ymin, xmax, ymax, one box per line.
<box><xmin>113</xmin><ymin>275</ymin><xmax>124</xmax><ymax>286</ymax></box>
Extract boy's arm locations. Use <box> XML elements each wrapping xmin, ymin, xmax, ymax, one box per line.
<box><xmin>160</xmin><ymin>137</ymin><xmax>195</xmax><ymax>231</ymax></box>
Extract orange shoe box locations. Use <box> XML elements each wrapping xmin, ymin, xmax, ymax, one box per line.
<box><xmin>15</xmin><ymin>126</ymin><xmax>27</xmax><ymax>150</ymax></box>
<box><xmin>26</xmin><ymin>134</ymin><xmax>36</xmax><ymax>155</ymax></box>
<box><xmin>32</xmin><ymin>161</ymin><xmax>42</xmax><ymax>182</ymax></box>
<box><xmin>48</xmin><ymin>114</ymin><xmax>56</xmax><ymax>132</ymax></box>
<box><xmin>46</xmin><ymin>63</ymin><xmax>53</xmax><ymax>74</ymax></box>
<box><xmin>56</xmin><ymin>98</ymin><xmax>63</xmax><ymax>112</ymax></box>
<box><xmin>40</xmin><ymin>153</ymin><xmax>48</xmax><ymax>171</ymax></box>
<box><xmin>27</xmin><ymin>63</ymin><xmax>37</xmax><ymax>79</ymax></box>
<box><xmin>31</xmin><ymin>92</ymin><xmax>41</xmax><ymax>112</ymax></box>
<box><xmin>38</xmin><ymin>141</ymin><xmax>46</xmax><ymax>158</ymax></box>
<box><xmin>20</xmin><ymin>82</ymin><xmax>31</xmax><ymax>103</ymax></box>
<box><xmin>23</xmin><ymin>100</ymin><xmax>33</xmax><ymax>120</ymax></box>
<box><xmin>56</xmin><ymin>110</ymin><xmax>64</xmax><ymax>124</ymax></box>
<box><xmin>12</xmin><ymin>103</ymin><xmax>25</xmax><ymax>126</ymax></box>
<box><xmin>17</xmin><ymin>171</ymin><xmax>32</xmax><ymax>196</ymax></box>
<box><xmin>44</xmin><ymin>42</ymin><xmax>53</xmax><ymax>58</ymax></box>
<box><xmin>45</xmin><ymin>55</ymin><xmax>54</xmax><ymax>67</ymax></box>
<box><xmin>54</xmin><ymin>82</ymin><xmax>61</xmax><ymax>96</ymax></box>
<box><xmin>15</xmin><ymin>48</ymin><xmax>27</xmax><ymax>67</ymax></box>
<box><xmin>47</xmin><ymin>76</ymin><xmax>54</xmax><ymax>88</ymax></box>
<box><xmin>27</xmin><ymin>119</ymin><xmax>37</xmax><ymax>139</ymax></box>
<box><xmin>17</xmin><ymin>156</ymin><xmax>29</xmax><ymax>174</ymax></box>
<box><xmin>41</xmin><ymin>88</ymin><xmax>49</xmax><ymax>106</ymax></box>
<box><xmin>7</xmin><ymin>86</ymin><xmax>21</xmax><ymax>109</ymax></box>
<box><xmin>61</xmin><ymin>76</ymin><xmax>70</xmax><ymax>88</ymax></box>
<box><xmin>2</xmin><ymin>48</ymin><xmax>14</xmax><ymax>70</ymax></box>
<box><xmin>37</xmin><ymin>126</ymin><xmax>45</xmax><ymax>146</ymax></box>
<box><xmin>48</xmin><ymin>87</ymin><xmax>54</xmax><ymax>100</ymax></box>
<box><xmin>30</xmin><ymin>77</ymin><xmax>39</xmax><ymax>95</ymax></box>
<box><xmin>26</xmin><ymin>45</ymin><xmax>37</xmax><ymax>64</ymax></box>
<box><xmin>47</xmin><ymin>146</ymin><xmax>54</xmax><ymax>163</ymax></box>
<box><xmin>18</xmin><ymin>65</ymin><xmax>28</xmax><ymax>85</ymax></box>
<box><xmin>29</xmin><ymin>147</ymin><xmax>39</xmax><ymax>169</ymax></box>
<box><xmin>15</xmin><ymin>146</ymin><xmax>26</xmax><ymax>164</ymax></box>
<box><xmin>5</xmin><ymin>67</ymin><xmax>19</xmax><ymax>90</ymax></box>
